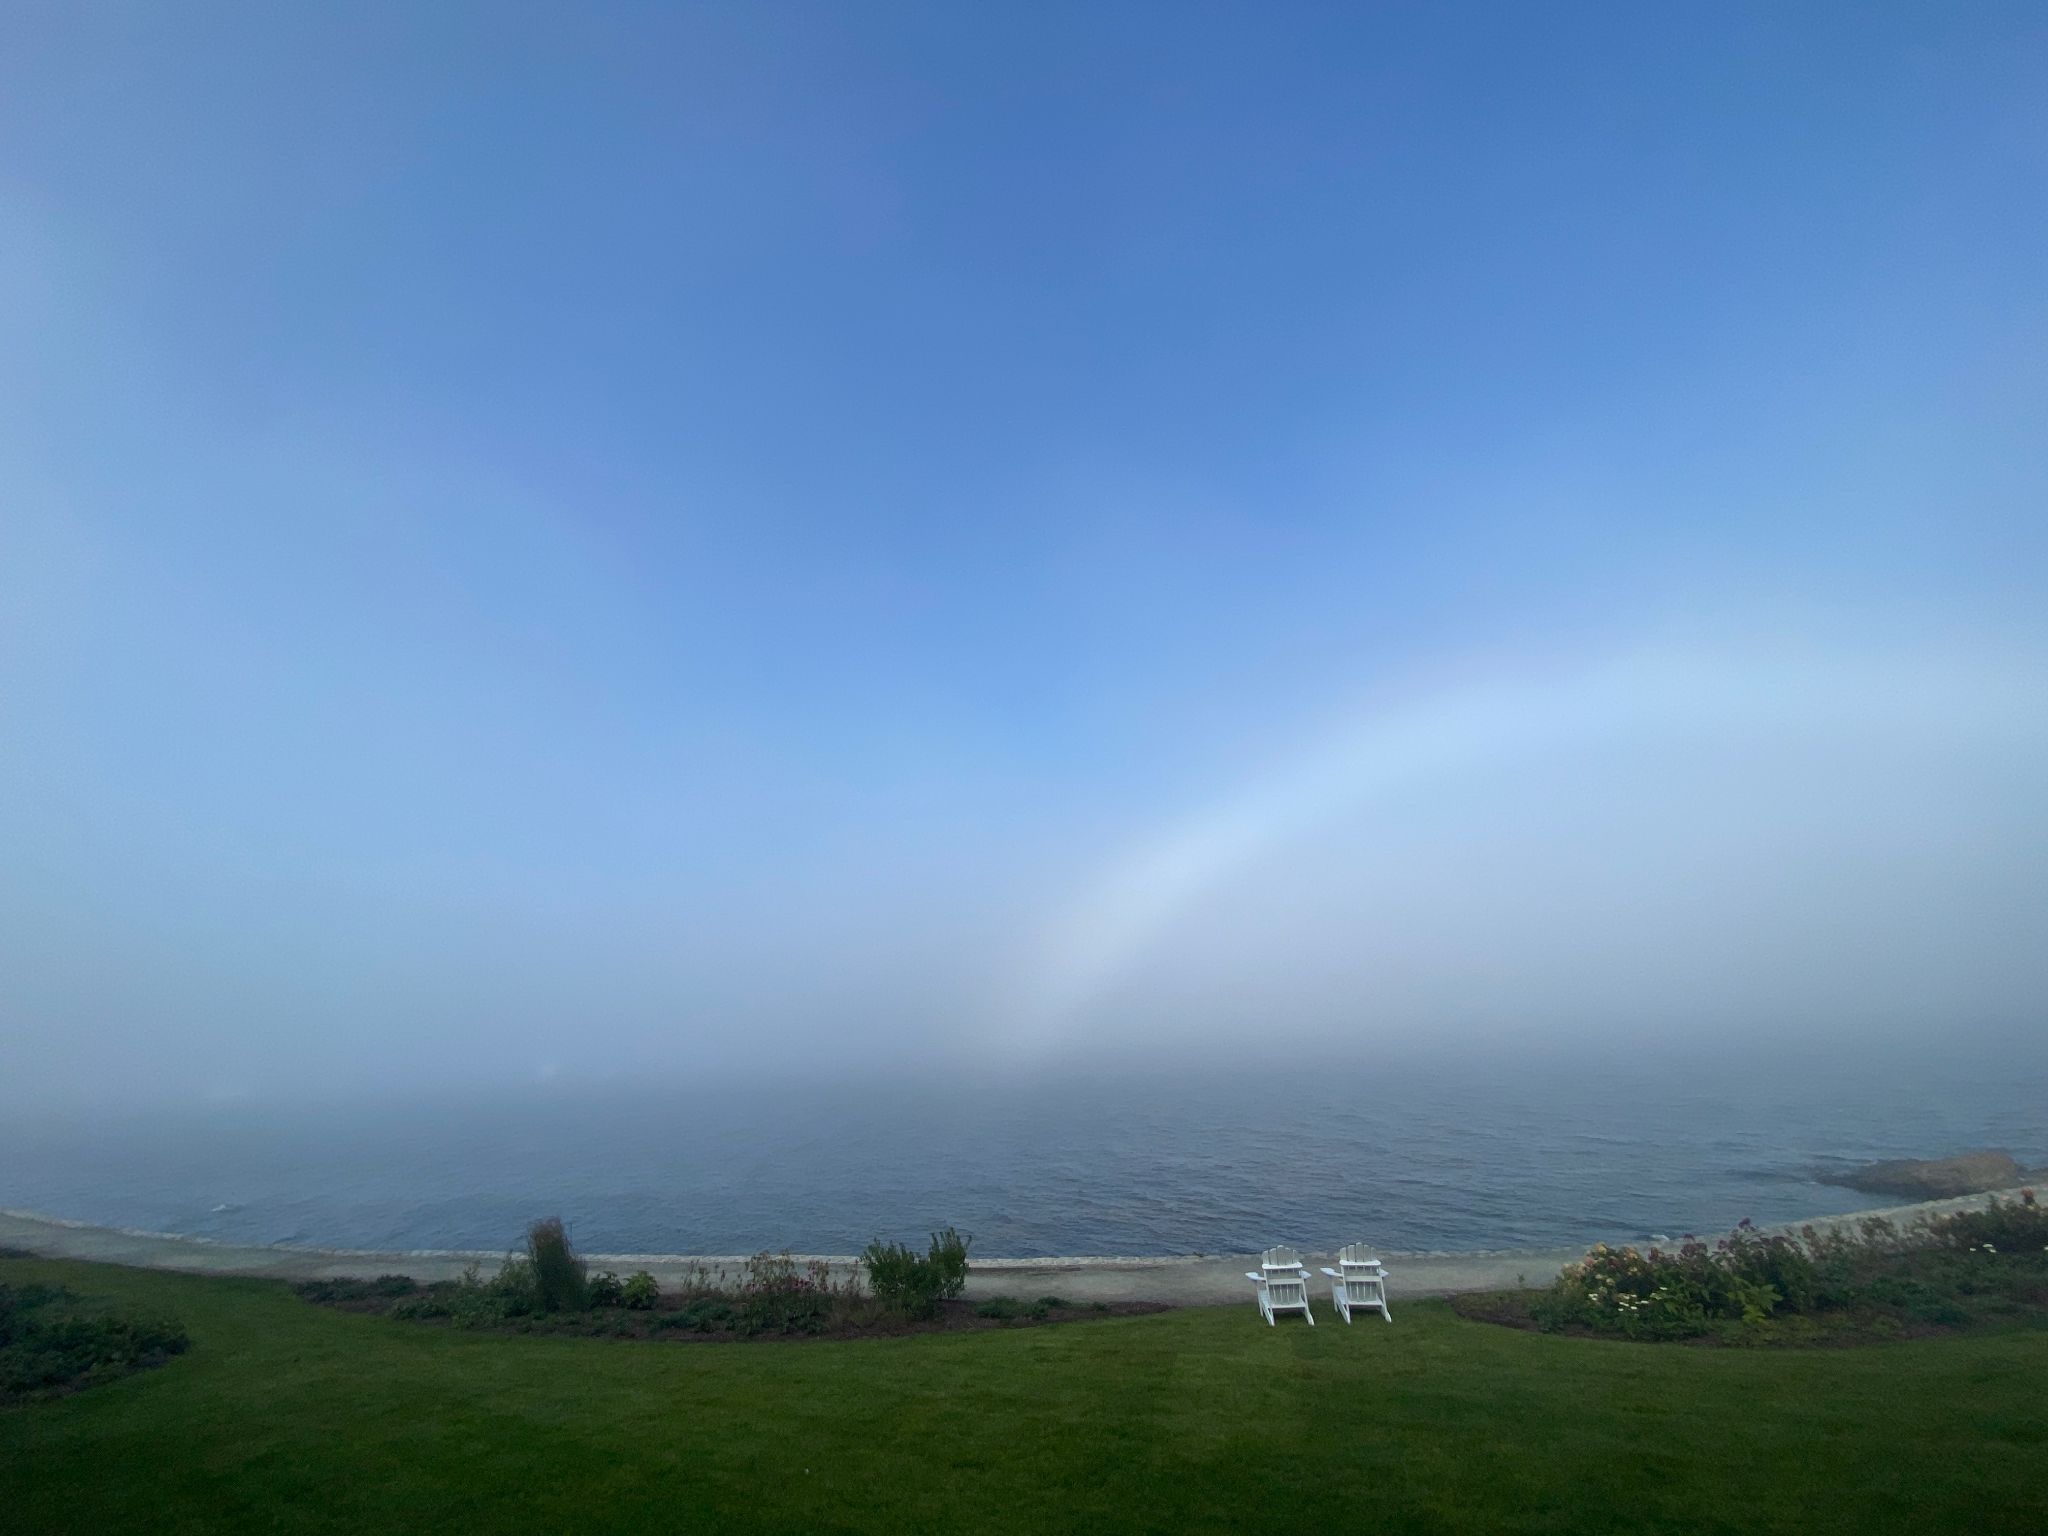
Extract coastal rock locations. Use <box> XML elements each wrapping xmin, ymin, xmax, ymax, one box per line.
<box><xmin>1821</xmin><ymin>1149</ymin><xmax>2031</xmax><ymax>1200</ymax></box>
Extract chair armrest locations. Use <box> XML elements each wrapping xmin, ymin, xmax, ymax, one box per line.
<box><xmin>1245</xmin><ymin>1272</ymin><xmax>1263</xmax><ymax>1283</ymax></box>
<box><xmin>1319</xmin><ymin>1267</ymin><xmax>1340</xmax><ymax>1277</ymax></box>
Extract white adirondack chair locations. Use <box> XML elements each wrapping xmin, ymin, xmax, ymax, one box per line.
<box><xmin>1245</xmin><ymin>1246</ymin><xmax>1315</xmax><ymax>1326</ymax></box>
<box><xmin>1320</xmin><ymin>1243</ymin><xmax>1392</xmax><ymax>1323</ymax></box>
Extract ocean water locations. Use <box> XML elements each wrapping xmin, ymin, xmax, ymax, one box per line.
<box><xmin>4</xmin><ymin>1038</ymin><xmax>2041</xmax><ymax>1258</ymax></box>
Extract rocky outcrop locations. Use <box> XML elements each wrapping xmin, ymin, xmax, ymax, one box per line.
<box><xmin>1821</xmin><ymin>1149</ymin><xmax>2033</xmax><ymax>1200</ymax></box>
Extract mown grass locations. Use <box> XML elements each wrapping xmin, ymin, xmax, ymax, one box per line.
<box><xmin>3</xmin><ymin>1254</ymin><xmax>2045</xmax><ymax>1534</ymax></box>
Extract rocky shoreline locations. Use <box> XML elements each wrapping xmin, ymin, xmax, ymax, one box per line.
<box><xmin>1816</xmin><ymin>1149</ymin><xmax>2043</xmax><ymax>1201</ymax></box>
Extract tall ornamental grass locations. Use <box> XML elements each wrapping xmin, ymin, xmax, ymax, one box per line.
<box><xmin>526</xmin><ymin>1218</ymin><xmax>588</xmax><ymax>1313</ymax></box>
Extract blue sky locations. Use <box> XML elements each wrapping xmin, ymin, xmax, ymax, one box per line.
<box><xmin>3</xmin><ymin>3</ymin><xmax>2045</xmax><ymax>1102</ymax></box>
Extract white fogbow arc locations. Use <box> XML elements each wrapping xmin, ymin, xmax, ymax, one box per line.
<box><xmin>996</xmin><ymin>638</ymin><xmax>2045</xmax><ymax>1057</ymax></box>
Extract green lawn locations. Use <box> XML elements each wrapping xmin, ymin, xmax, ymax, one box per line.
<box><xmin>4</xmin><ymin>1255</ymin><xmax>2044</xmax><ymax>1535</ymax></box>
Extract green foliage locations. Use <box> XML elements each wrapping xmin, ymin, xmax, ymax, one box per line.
<box><xmin>293</xmin><ymin>1275</ymin><xmax>420</xmax><ymax>1306</ymax></box>
<box><xmin>928</xmin><ymin>1227</ymin><xmax>972</xmax><ymax>1299</ymax></box>
<box><xmin>862</xmin><ymin>1227</ymin><xmax>973</xmax><ymax>1318</ymax></box>
<box><xmin>386</xmin><ymin>1258</ymin><xmax>549</xmax><ymax>1328</ymax></box>
<box><xmin>357</xmin><ymin>1254</ymin><xmax>864</xmax><ymax>1338</ymax></box>
<box><xmin>736</xmin><ymin>1252</ymin><xmax>842</xmax><ymax>1335</ymax></box>
<box><xmin>0</xmin><ymin>1279</ymin><xmax>189</xmax><ymax>1401</ymax></box>
<box><xmin>860</xmin><ymin>1240</ymin><xmax>939</xmax><ymax>1317</ymax></box>
<box><xmin>489</xmin><ymin>1258</ymin><xmax>540</xmax><ymax>1316</ymax></box>
<box><xmin>975</xmin><ymin>1297</ymin><xmax>1019</xmax><ymax>1320</ymax></box>
<box><xmin>526</xmin><ymin>1218</ymin><xmax>588</xmax><ymax>1313</ymax></box>
<box><xmin>386</xmin><ymin>1292</ymin><xmax>452</xmax><ymax>1322</ymax></box>
<box><xmin>1534</xmin><ymin>1202</ymin><xmax>2048</xmax><ymax>1342</ymax></box>
<box><xmin>1928</xmin><ymin>1188</ymin><xmax>2046</xmax><ymax>1254</ymax></box>
<box><xmin>657</xmin><ymin>1299</ymin><xmax>734</xmax><ymax>1332</ymax></box>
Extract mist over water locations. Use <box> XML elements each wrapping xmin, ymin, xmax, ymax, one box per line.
<box><xmin>6</xmin><ymin>1034</ymin><xmax>2039</xmax><ymax>1258</ymax></box>
<box><xmin>3</xmin><ymin>6</ymin><xmax>2045</xmax><ymax>1281</ymax></box>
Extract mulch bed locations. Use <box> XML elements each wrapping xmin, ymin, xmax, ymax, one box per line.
<box><xmin>304</xmin><ymin>1288</ymin><xmax>1169</xmax><ymax>1343</ymax></box>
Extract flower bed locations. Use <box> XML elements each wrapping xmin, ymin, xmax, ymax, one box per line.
<box><xmin>1455</xmin><ymin>1190</ymin><xmax>2047</xmax><ymax>1345</ymax></box>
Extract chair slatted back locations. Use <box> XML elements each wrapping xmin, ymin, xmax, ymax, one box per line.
<box><xmin>1258</xmin><ymin>1246</ymin><xmax>1309</xmax><ymax>1307</ymax></box>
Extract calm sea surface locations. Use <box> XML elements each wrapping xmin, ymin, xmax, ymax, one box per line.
<box><xmin>5</xmin><ymin>1038</ymin><xmax>2041</xmax><ymax>1257</ymax></box>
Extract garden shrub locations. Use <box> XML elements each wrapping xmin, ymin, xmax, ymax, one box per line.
<box><xmin>587</xmin><ymin>1271</ymin><xmax>624</xmax><ymax>1307</ymax></box>
<box><xmin>862</xmin><ymin>1228</ymin><xmax>973</xmax><ymax>1318</ymax></box>
<box><xmin>862</xmin><ymin>1240</ymin><xmax>940</xmax><ymax>1317</ymax></box>
<box><xmin>394</xmin><ymin>1258</ymin><xmax>549</xmax><ymax>1328</ymax></box>
<box><xmin>1535</xmin><ymin>1223</ymin><xmax>1825</xmax><ymax>1339</ymax></box>
<box><xmin>1530</xmin><ymin>1198</ymin><xmax>2048</xmax><ymax>1343</ymax></box>
<box><xmin>489</xmin><ymin>1258</ymin><xmax>540</xmax><ymax>1316</ymax></box>
<box><xmin>0</xmin><ymin>1281</ymin><xmax>189</xmax><ymax>1401</ymax></box>
<box><xmin>621</xmin><ymin>1271</ymin><xmax>660</xmax><ymax>1310</ymax></box>
<box><xmin>1720</xmin><ymin>1222</ymin><xmax>1818</xmax><ymax>1314</ymax></box>
<box><xmin>737</xmin><ymin>1252</ymin><xmax>834</xmax><ymax>1335</ymax></box>
<box><xmin>1929</xmin><ymin>1189</ymin><xmax>2045</xmax><ymax>1254</ymax></box>
<box><xmin>526</xmin><ymin>1218</ymin><xmax>588</xmax><ymax>1313</ymax></box>
<box><xmin>929</xmin><ymin>1227</ymin><xmax>971</xmax><ymax>1299</ymax></box>
<box><xmin>388</xmin><ymin>1291</ymin><xmax>454</xmax><ymax>1322</ymax></box>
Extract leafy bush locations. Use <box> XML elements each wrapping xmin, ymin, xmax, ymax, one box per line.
<box><xmin>388</xmin><ymin>1291</ymin><xmax>454</xmax><ymax>1322</ymax></box>
<box><xmin>1721</xmin><ymin>1221</ymin><xmax>1818</xmax><ymax>1313</ymax></box>
<box><xmin>621</xmin><ymin>1271</ymin><xmax>660</xmax><ymax>1311</ymax></box>
<box><xmin>862</xmin><ymin>1228</ymin><xmax>973</xmax><ymax>1318</ymax></box>
<box><xmin>861</xmin><ymin>1240</ymin><xmax>939</xmax><ymax>1317</ymax></box>
<box><xmin>1535</xmin><ymin>1221</ymin><xmax>1833</xmax><ymax>1339</ymax></box>
<box><xmin>1531</xmin><ymin>1202</ymin><xmax>2048</xmax><ymax>1343</ymax></box>
<box><xmin>526</xmin><ymin>1218</ymin><xmax>588</xmax><ymax>1313</ymax></box>
<box><xmin>1929</xmin><ymin>1188</ymin><xmax>2045</xmax><ymax>1254</ymax></box>
<box><xmin>587</xmin><ymin>1271</ymin><xmax>624</xmax><ymax>1307</ymax></box>
<box><xmin>392</xmin><ymin>1259</ymin><xmax>548</xmax><ymax>1328</ymax></box>
<box><xmin>0</xmin><ymin>1282</ymin><xmax>189</xmax><ymax>1401</ymax></box>
<box><xmin>929</xmin><ymin>1227</ymin><xmax>972</xmax><ymax>1299</ymax></box>
<box><xmin>489</xmin><ymin>1258</ymin><xmax>540</xmax><ymax>1316</ymax></box>
<box><xmin>737</xmin><ymin>1252</ymin><xmax>836</xmax><ymax>1335</ymax></box>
